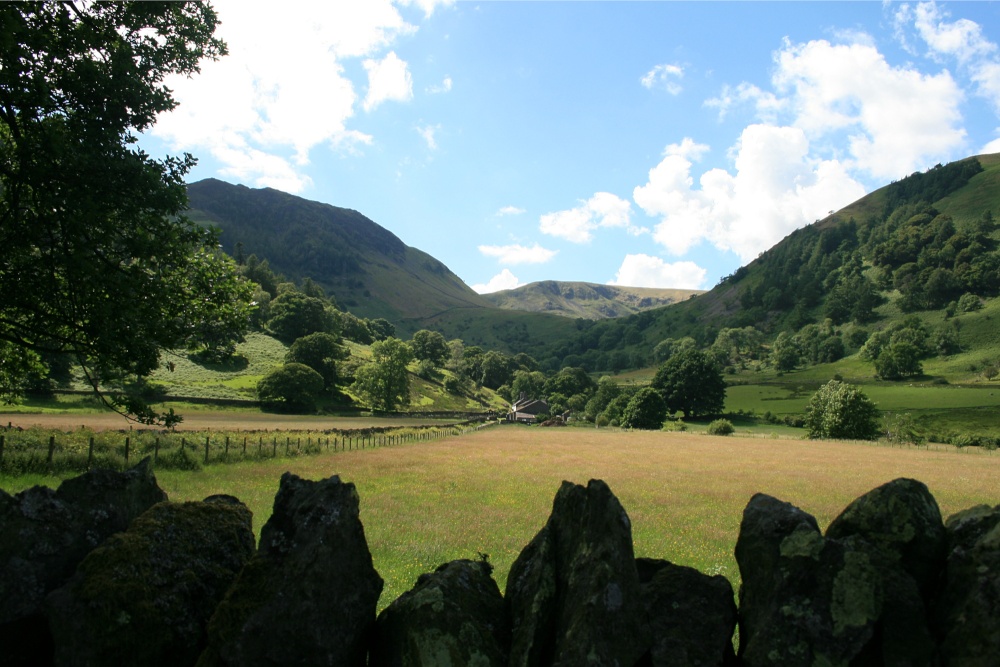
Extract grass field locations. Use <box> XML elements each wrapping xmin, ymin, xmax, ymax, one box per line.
<box><xmin>3</xmin><ymin>425</ymin><xmax>998</xmax><ymax>610</ymax></box>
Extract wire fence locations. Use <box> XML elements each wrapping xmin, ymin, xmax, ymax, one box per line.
<box><xmin>0</xmin><ymin>419</ymin><xmax>498</xmax><ymax>476</ymax></box>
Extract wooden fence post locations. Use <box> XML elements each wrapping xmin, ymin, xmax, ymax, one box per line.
<box><xmin>272</xmin><ymin>438</ymin><xmax>277</xmax><ymax>457</ymax></box>
<box><xmin>124</xmin><ymin>436</ymin><xmax>130</xmax><ymax>464</ymax></box>
<box><xmin>154</xmin><ymin>438</ymin><xmax>159</xmax><ymax>464</ymax></box>
<box><xmin>205</xmin><ymin>436</ymin><xmax>210</xmax><ymax>465</ymax></box>
<box><xmin>225</xmin><ymin>436</ymin><xmax>230</xmax><ymax>456</ymax></box>
<box><xmin>87</xmin><ymin>437</ymin><xmax>94</xmax><ymax>470</ymax></box>
<box><xmin>47</xmin><ymin>435</ymin><xmax>55</xmax><ymax>468</ymax></box>
<box><xmin>243</xmin><ymin>437</ymin><xmax>247</xmax><ymax>456</ymax></box>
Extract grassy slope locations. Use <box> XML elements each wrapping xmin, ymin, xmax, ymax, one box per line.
<box><xmin>4</xmin><ymin>428</ymin><xmax>997</xmax><ymax>610</ymax></box>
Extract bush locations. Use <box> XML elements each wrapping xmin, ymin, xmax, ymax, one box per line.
<box><xmin>257</xmin><ymin>363</ymin><xmax>325</xmax><ymax>413</ymax></box>
<box><xmin>804</xmin><ymin>380</ymin><xmax>880</xmax><ymax>440</ymax></box>
<box><xmin>707</xmin><ymin>419</ymin><xmax>735</xmax><ymax>436</ymax></box>
<box><xmin>620</xmin><ymin>387</ymin><xmax>667</xmax><ymax>430</ymax></box>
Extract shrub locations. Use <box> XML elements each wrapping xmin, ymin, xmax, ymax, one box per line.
<box><xmin>707</xmin><ymin>419</ymin><xmax>735</xmax><ymax>436</ymax></box>
<box><xmin>804</xmin><ymin>380</ymin><xmax>880</xmax><ymax>440</ymax></box>
<box><xmin>620</xmin><ymin>387</ymin><xmax>667</xmax><ymax>430</ymax></box>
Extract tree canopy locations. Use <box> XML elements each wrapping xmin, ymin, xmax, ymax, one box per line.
<box><xmin>351</xmin><ymin>337</ymin><xmax>414</xmax><ymax>411</ymax></box>
<box><xmin>804</xmin><ymin>380</ymin><xmax>881</xmax><ymax>440</ymax></box>
<box><xmin>0</xmin><ymin>2</ymin><xmax>253</xmax><ymax>423</ymax></box>
<box><xmin>651</xmin><ymin>349</ymin><xmax>726</xmax><ymax>419</ymax></box>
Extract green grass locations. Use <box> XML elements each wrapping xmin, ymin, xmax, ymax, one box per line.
<box><xmin>4</xmin><ymin>427</ymin><xmax>997</xmax><ymax>610</ymax></box>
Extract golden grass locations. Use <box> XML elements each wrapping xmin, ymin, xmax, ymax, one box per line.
<box><xmin>138</xmin><ymin>426</ymin><xmax>1000</xmax><ymax>608</ymax></box>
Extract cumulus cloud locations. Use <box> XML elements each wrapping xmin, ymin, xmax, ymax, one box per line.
<box><xmin>900</xmin><ymin>1</ymin><xmax>1000</xmax><ymax>112</ymax></box>
<box><xmin>609</xmin><ymin>255</ymin><xmax>707</xmax><ymax>290</ymax></box>
<box><xmin>478</xmin><ymin>243</ymin><xmax>557</xmax><ymax>265</ymax></box>
<box><xmin>150</xmin><ymin>0</ymin><xmax>417</xmax><ymax>192</ymax></box>
<box><xmin>496</xmin><ymin>205</ymin><xmax>526</xmax><ymax>216</ymax></box>
<box><xmin>397</xmin><ymin>0</ymin><xmax>456</xmax><ymax>18</ymax></box>
<box><xmin>363</xmin><ymin>51</ymin><xmax>414</xmax><ymax>111</ymax></box>
<box><xmin>641</xmin><ymin>64</ymin><xmax>684</xmax><ymax>94</ymax></box>
<box><xmin>634</xmin><ymin>128</ymin><xmax>867</xmax><ymax>262</ymax></box>
<box><xmin>772</xmin><ymin>38</ymin><xmax>966</xmax><ymax>180</ymax></box>
<box><xmin>472</xmin><ymin>269</ymin><xmax>521</xmax><ymax>294</ymax></box>
<box><xmin>539</xmin><ymin>192</ymin><xmax>646</xmax><ymax>243</ymax></box>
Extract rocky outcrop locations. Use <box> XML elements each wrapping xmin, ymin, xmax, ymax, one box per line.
<box><xmin>45</xmin><ymin>495</ymin><xmax>255</xmax><ymax>667</ymax></box>
<box><xmin>506</xmin><ymin>479</ymin><xmax>647</xmax><ymax>667</ymax></box>
<box><xmin>371</xmin><ymin>559</ymin><xmax>509</xmax><ymax>667</ymax></box>
<box><xmin>0</xmin><ymin>458</ymin><xmax>167</xmax><ymax>667</ymax></box>
<box><xmin>935</xmin><ymin>503</ymin><xmax>1000</xmax><ymax>664</ymax></box>
<box><xmin>197</xmin><ymin>473</ymin><xmax>383</xmax><ymax>667</ymax></box>
<box><xmin>637</xmin><ymin>558</ymin><xmax>737</xmax><ymax>667</ymax></box>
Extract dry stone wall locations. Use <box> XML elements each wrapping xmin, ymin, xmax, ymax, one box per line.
<box><xmin>1</xmin><ymin>460</ymin><xmax>998</xmax><ymax>666</ymax></box>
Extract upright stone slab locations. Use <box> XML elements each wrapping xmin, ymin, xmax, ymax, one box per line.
<box><xmin>45</xmin><ymin>495</ymin><xmax>255</xmax><ymax>667</ymax></box>
<box><xmin>197</xmin><ymin>473</ymin><xmax>383</xmax><ymax>667</ymax></box>
<box><xmin>371</xmin><ymin>559</ymin><xmax>510</xmax><ymax>667</ymax></box>
<box><xmin>636</xmin><ymin>558</ymin><xmax>737</xmax><ymax>667</ymax></box>
<box><xmin>826</xmin><ymin>477</ymin><xmax>946</xmax><ymax>600</ymax></box>
<box><xmin>935</xmin><ymin>504</ymin><xmax>1000</xmax><ymax>664</ymax></box>
<box><xmin>0</xmin><ymin>458</ymin><xmax>166</xmax><ymax>667</ymax></box>
<box><xmin>506</xmin><ymin>479</ymin><xmax>647</xmax><ymax>667</ymax></box>
<box><xmin>736</xmin><ymin>489</ymin><xmax>937</xmax><ymax>667</ymax></box>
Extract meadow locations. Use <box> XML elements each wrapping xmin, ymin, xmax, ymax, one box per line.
<box><xmin>3</xmin><ymin>425</ymin><xmax>998</xmax><ymax>609</ymax></box>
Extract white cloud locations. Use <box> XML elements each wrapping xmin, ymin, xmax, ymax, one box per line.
<box><xmin>982</xmin><ymin>134</ymin><xmax>1000</xmax><ymax>154</ymax></box>
<box><xmin>900</xmin><ymin>1</ymin><xmax>1000</xmax><ymax>112</ymax></box>
<box><xmin>150</xmin><ymin>0</ymin><xmax>417</xmax><ymax>192</ymax></box>
<box><xmin>427</xmin><ymin>76</ymin><xmax>453</xmax><ymax>94</ymax></box>
<box><xmin>396</xmin><ymin>0</ymin><xmax>456</xmax><ymax>18</ymax></box>
<box><xmin>634</xmin><ymin>127</ymin><xmax>867</xmax><ymax>261</ymax></box>
<box><xmin>772</xmin><ymin>38</ymin><xmax>966</xmax><ymax>180</ymax></box>
<box><xmin>496</xmin><ymin>205</ymin><xmax>525</xmax><ymax>216</ymax></box>
<box><xmin>478</xmin><ymin>243</ymin><xmax>557</xmax><ymax>265</ymax></box>
<box><xmin>609</xmin><ymin>254</ymin><xmax>707</xmax><ymax>290</ymax></box>
<box><xmin>416</xmin><ymin>123</ymin><xmax>440</xmax><ymax>150</ymax></box>
<box><xmin>706</xmin><ymin>83</ymin><xmax>784</xmax><ymax>122</ymax></box>
<box><xmin>363</xmin><ymin>51</ymin><xmax>414</xmax><ymax>111</ymax></box>
<box><xmin>472</xmin><ymin>269</ymin><xmax>521</xmax><ymax>294</ymax></box>
<box><xmin>641</xmin><ymin>63</ymin><xmax>684</xmax><ymax>94</ymax></box>
<box><xmin>539</xmin><ymin>192</ymin><xmax>646</xmax><ymax>243</ymax></box>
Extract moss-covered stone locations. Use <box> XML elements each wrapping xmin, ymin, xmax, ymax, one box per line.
<box><xmin>637</xmin><ymin>557</ymin><xmax>737</xmax><ymax>667</ymax></box>
<box><xmin>826</xmin><ymin>478</ymin><xmax>945</xmax><ymax>600</ymax></box>
<box><xmin>197</xmin><ymin>473</ymin><xmax>382</xmax><ymax>667</ymax></box>
<box><xmin>371</xmin><ymin>559</ymin><xmax>509</xmax><ymax>667</ymax></box>
<box><xmin>0</xmin><ymin>458</ymin><xmax>166</xmax><ymax>667</ymax></box>
<box><xmin>45</xmin><ymin>495</ymin><xmax>254</xmax><ymax>667</ymax></box>
<box><xmin>935</xmin><ymin>504</ymin><xmax>1000</xmax><ymax>664</ymax></box>
<box><xmin>506</xmin><ymin>479</ymin><xmax>647</xmax><ymax>667</ymax></box>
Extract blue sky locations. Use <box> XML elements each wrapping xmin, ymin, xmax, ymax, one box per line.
<box><xmin>142</xmin><ymin>1</ymin><xmax>1000</xmax><ymax>294</ymax></box>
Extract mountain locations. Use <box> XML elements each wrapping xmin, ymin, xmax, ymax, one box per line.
<box><xmin>540</xmin><ymin>153</ymin><xmax>1000</xmax><ymax>371</ymax></box>
<box><xmin>185</xmin><ymin>179</ymin><xmax>579</xmax><ymax>346</ymax></box>
<box><xmin>482</xmin><ymin>281</ymin><xmax>702</xmax><ymax>319</ymax></box>
<box><xmin>186</xmin><ymin>179</ymin><xmax>492</xmax><ymax>324</ymax></box>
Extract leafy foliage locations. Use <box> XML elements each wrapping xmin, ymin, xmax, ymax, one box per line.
<box><xmin>651</xmin><ymin>349</ymin><xmax>725</xmax><ymax>418</ymax></box>
<box><xmin>707</xmin><ymin>419</ymin><xmax>735</xmax><ymax>436</ymax></box>
<box><xmin>620</xmin><ymin>387</ymin><xmax>666</xmax><ymax>430</ymax></box>
<box><xmin>352</xmin><ymin>338</ymin><xmax>414</xmax><ymax>411</ymax></box>
<box><xmin>804</xmin><ymin>380</ymin><xmax>880</xmax><ymax>440</ymax></box>
<box><xmin>285</xmin><ymin>332</ymin><xmax>348</xmax><ymax>389</ymax></box>
<box><xmin>0</xmin><ymin>2</ymin><xmax>255</xmax><ymax>423</ymax></box>
<box><xmin>257</xmin><ymin>363</ymin><xmax>325</xmax><ymax>413</ymax></box>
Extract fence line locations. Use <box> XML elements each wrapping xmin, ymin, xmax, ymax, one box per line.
<box><xmin>0</xmin><ymin>418</ymin><xmax>498</xmax><ymax>475</ymax></box>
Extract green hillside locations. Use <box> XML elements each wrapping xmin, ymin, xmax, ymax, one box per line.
<box><xmin>482</xmin><ymin>281</ymin><xmax>702</xmax><ymax>319</ymax></box>
<box><xmin>186</xmin><ymin>179</ymin><xmax>491</xmax><ymax>329</ymax></box>
<box><xmin>543</xmin><ymin>154</ymin><xmax>1000</xmax><ymax>372</ymax></box>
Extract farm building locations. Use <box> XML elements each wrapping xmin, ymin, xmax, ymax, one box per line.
<box><xmin>507</xmin><ymin>394</ymin><xmax>550</xmax><ymax>423</ymax></box>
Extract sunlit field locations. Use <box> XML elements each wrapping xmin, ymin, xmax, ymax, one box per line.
<box><xmin>4</xmin><ymin>425</ymin><xmax>998</xmax><ymax>609</ymax></box>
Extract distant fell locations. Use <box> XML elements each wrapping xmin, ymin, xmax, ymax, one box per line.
<box><xmin>482</xmin><ymin>281</ymin><xmax>703</xmax><ymax>319</ymax></box>
<box><xmin>185</xmin><ymin>179</ymin><xmax>492</xmax><ymax>326</ymax></box>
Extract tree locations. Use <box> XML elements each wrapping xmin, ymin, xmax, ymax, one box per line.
<box><xmin>620</xmin><ymin>387</ymin><xmax>667</xmax><ymax>430</ymax></box>
<box><xmin>0</xmin><ymin>3</ymin><xmax>254</xmax><ymax>423</ymax></box>
<box><xmin>771</xmin><ymin>332</ymin><xmax>801</xmax><ymax>371</ymax></box>
<box><xmin>410</xmin><ymin>330</ymin><xmax>449</xmax><ymax>366</ymax></box>
<box><xmin>257</xmin><ymin>363</ymin><xmax>325</xmax><ymax>413</ymax></box>
<box><xmin>873</xmin><ymin>342</ymin><xmax>923</xmax><ymax>380</ymax></box>
<box><xmin>352</xmin><ymin>338</ymin><xmax>414</xmax><ymax>411</ymax></box>
<box><xmin>651</xmin><ymin>349</ymin><xmax>726</xmax><ymax>419</ymax></box>
<box><xmin>266</xmin><ymin>291</ymin><xmax>330</xmax><ymax>344</ymax></box>
<box><xmin>804</xmin><ymin>380</ymin><xmax>880</xmax><ymax>440</ymax></box>
<box><xmin>286</xmin><ymin>332</ymin><xmax>348</xmax><ymax>390</ymax></box>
